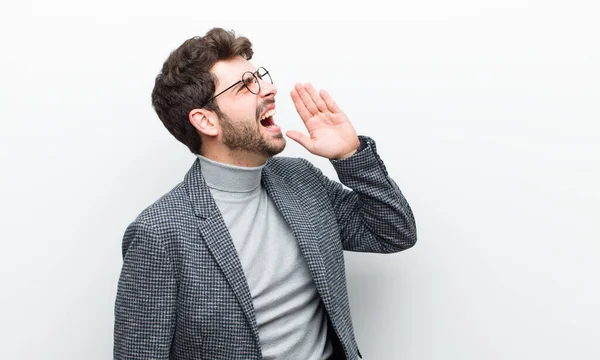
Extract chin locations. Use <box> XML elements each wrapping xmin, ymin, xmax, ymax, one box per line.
<box><xmin>263</xmin><ymin>137</ymin><xmax>286</xmax><ymax>157</ymax></box>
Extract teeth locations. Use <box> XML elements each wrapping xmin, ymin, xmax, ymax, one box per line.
<box><xmin>260</xmin><ymin>109</ymin><xmax>276</xmax><ymax>120</ymax></box>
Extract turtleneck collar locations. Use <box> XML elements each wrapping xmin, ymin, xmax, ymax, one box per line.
<box><xmin>197</xmin><ymin>155</ymin><xmax>264</xmax><ymax>193</ymax></box>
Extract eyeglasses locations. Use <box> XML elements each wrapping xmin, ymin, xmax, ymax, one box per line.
<box><xmin>202</xmin><ymin>67</ymin><xmax>272</xmax><ymax>107</ymax></box>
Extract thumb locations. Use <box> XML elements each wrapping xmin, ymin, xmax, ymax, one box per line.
<box><xmin>285</xmin><ymin>130</ymin><xmax>313</xmax><ymax>151</ymax></box>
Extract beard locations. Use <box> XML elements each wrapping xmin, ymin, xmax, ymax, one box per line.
<box><xmin>217</xmin><ymin>107</ymin><xmax>285</xmax><ymax>158</ymax></box>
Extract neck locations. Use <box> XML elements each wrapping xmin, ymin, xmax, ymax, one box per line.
<box><xmin>197</xmin><ymin>154</ymin><xmax>264</xmax><ymax>193</ymax></box>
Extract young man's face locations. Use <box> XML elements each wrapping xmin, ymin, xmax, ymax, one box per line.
<box><xmin>210</xmin><ymin>56</ymin><xmax>286</xmax><ymax>158</ymax></box>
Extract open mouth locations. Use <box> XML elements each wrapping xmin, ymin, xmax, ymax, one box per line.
<box><xmin>259</xmin><ymin>109</ymin><xmax>277</xmax><ymax>128</ymax></box>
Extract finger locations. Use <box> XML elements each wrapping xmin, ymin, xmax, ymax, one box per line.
<box><xmin>285</xmin><ymin>130</ymin><xmax>314</xmax><ymax>152</ymax></box>
<box><xmin>295</xmin><ymin>83</ymin><xmax>320</xmax><ymax>116</ymax></box>
<box><xmin>290</xmin><ymin>88</ymin><xmax>313</xmax><ymax>123</ymax></box>
<box><xmin>320</xmin><ymin>89</ymin><xmax>342</xmax><ymax>113</ymax></box>
<box><xmin>304</xmin><ymin>83</ymin><xmax>329</xmax><ymax>113</ymax></box>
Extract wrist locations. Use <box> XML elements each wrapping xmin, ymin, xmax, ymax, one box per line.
<box><xmin>336</xmin><ymin>149</ymin><xmax>358</xmax><ymax>160</ymax></box>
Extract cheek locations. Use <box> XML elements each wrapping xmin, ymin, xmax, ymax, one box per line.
<box><xmin>228</xmin><ymin>99</ymin><xmax>258</xmax><ymax>120</ymax></box>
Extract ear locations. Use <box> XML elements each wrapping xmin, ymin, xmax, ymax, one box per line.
<box><xmin>189</xmin><ymin>108</ymin><xmax>219</xmax><ymax>137</ymax></box>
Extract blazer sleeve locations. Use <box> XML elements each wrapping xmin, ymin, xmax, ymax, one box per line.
<box><xmin>114</xmin><ymin>220</ymin><xmax>177</xmax><ymax>359</ymax></box>
<box><xmin>302</xmin><ymin>135</ymin><xmax>417</xmax><ymax>253</ymax></box>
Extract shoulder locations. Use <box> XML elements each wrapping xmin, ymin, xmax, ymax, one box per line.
<box><xmin>121</xmin><ymin>180</ymin><xmax>197</xmax><ymax>258</ymax></box>
<box><xmin>264</xmin><ymin>156</ymin><xmax>330</xmax><ymax>192</ymax></box>
<box><xmin>266</xmin><ymin>155</ymin><xmax>317</xmax><ymax>175</ymax></box>
<box><xmin>130</xmin><ymin>181</ymin><xmax>194</xmax><ymax>233</ymax></box>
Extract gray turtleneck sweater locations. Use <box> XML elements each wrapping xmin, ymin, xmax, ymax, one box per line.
<box><xmin>197</xmin><ymin>155</ymin><xmax>333</xmax><ymax>360</ymax></box>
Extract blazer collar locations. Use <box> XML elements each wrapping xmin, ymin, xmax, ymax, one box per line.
<box><xmin>184</xmin><ymin>159</ymin><xmax>218</xmax><ymax>219</ymax></box>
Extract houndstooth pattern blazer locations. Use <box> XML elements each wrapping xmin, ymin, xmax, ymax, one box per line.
<box><xmin>114</xmin><ymin>136</ymin><xmax>417</xmax><ymax>360</ymax></box>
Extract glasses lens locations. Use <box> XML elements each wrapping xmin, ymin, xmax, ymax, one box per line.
<box><xmin>242</xmin><ymin>72</ymin><xmax>260</xmax><ymax>94</ymax></box>
<box><xmin>257</xmin><ymin>67</ymin><xmax>272</xmax><ymax>84</ymax></box>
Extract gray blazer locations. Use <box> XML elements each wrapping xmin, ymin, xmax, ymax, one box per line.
<box><xmin>114</xmin><ymin>136</ymin><xmax>417</xmax><ymax>360</ymax></box>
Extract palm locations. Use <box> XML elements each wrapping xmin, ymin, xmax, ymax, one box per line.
<box><xmin>287</xmin><ymin>83</ymin><xmax>360</xmax><ymax>159</ymax></box>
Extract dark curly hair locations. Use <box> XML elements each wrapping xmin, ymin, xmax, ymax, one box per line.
<box><xmin>151</xmin><ymin>28</ymin><xmax>254</xmax><ymax>154</ymax></box>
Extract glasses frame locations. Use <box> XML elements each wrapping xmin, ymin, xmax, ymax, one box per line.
<box><xmin>202</xmin><ymin>67</ymin><xmax>271</xmax><ymax>108</ymax></box>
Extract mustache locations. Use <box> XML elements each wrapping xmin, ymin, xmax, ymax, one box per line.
<box><xmin>256</xmin><ymin>99</ymin><xmax>276</xmax><ymax>120</ymax></box>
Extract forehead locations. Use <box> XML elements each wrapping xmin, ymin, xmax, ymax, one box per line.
<box><xmin>210</xmin><ymin>56</ymin><xmax>256</xmax><ymax>91</ymax></box>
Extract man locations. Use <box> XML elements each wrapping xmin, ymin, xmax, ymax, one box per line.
<box><xmin>114</xmin><ymin>27</ymin><xmax>417</xmax><ymax>360</ymax></box>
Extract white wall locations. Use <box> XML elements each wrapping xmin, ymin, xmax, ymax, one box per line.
<box><xmin>1</xmin><ymin>0</ymin><xmax>598</xmax><ymax>359</ymax></box>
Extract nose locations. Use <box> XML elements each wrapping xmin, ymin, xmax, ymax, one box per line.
<box><xmin>260</xmin><ymin>77</ymin><xmax>277</xmax><ymax>98</ymax></box>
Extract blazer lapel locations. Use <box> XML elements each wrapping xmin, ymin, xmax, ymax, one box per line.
<box><xmin>261</xmin><ymin>166</ymin><xmax>334</xmax><ymax>313</ymax></box>
<box><xmin>184</xmin><ymin>160</ymin><xmax>261</xmax><ymax>350</ymax></box>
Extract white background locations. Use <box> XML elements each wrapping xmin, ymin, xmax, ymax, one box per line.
<box><xmin>1</xmin><ymin>0</ymin><xmax>599</xmax><ymax>359</ymax></box>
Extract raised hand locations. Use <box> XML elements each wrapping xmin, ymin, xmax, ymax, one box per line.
<box><xmin>286</xmin><ymin>83</ymin><xmax>360</xmax><ymax>160</ymax></box>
